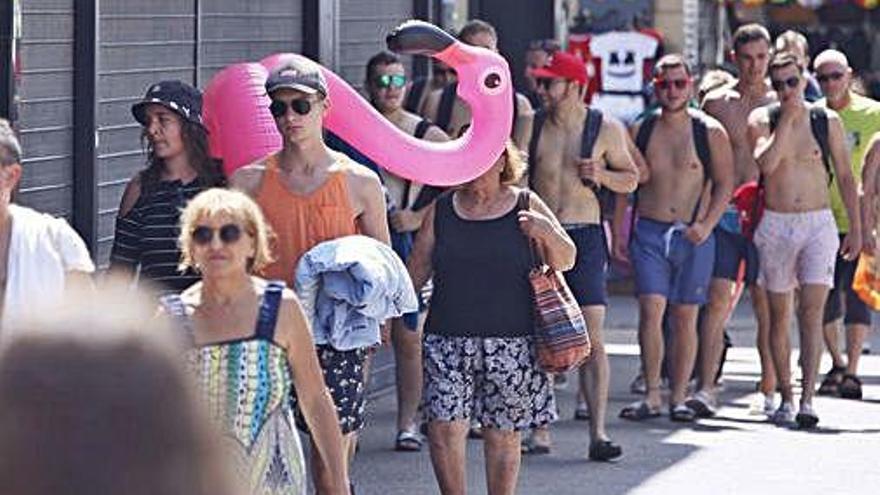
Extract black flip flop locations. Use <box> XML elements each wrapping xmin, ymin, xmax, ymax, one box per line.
<box><xmin>839</xmin><ymin>374</ymin><xmax>863</xmax><ymax>400</ymax></box>
<box><xmin>589</xmin><ymin>440</ymin><xmax>623</xmax><ymax>462</ymax></box>
<box><xmin>619</xmin><ymin>401</ymin><xmax>661</xmax><ymax>421</ymax></box>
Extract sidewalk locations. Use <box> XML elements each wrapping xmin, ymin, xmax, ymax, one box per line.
<box><xmin>346</xmin><ymin>295</ymin><xmax>880</xmax><ymax>494</ymax></box>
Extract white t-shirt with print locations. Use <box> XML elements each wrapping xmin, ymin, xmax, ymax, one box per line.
<box><xmin>590</xmin><ymin>31</ymin><xmax>658</xmax><ymax>93</ymax></box>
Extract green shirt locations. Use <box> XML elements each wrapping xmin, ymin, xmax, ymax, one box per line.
<box><xmin>819</xmin><ymin>93</ymin><xmax>880</xmax><ymax>233</ymax></box>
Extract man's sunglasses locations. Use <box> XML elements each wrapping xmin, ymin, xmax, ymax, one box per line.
<box><xmin>192</xmin><ymin>224</ymin><xmax>244</xmax><ymax>246</ymax></box>
<box><xmin>374</xmin><ymin>74</ymin><xmax>406</xmax><ymax>89</ymax></box>
<box><xmin>816</xmin><ymin>71</ymin><xmax>845</xmax><ymax>84</ymax></box>
<box><xmin>535</xmin><ymin>78</ymin><xmax>562</xmax><ymax>90</ymax></box>
<box><xmin>269</xmin><ymin>98</ymin><xmax>313</xmax><ymax>118</ymax></box>
<box><xmin>771</xmin><ymin>76</ymin><xmax>800</xmax><ymax>91</ymax></box>
<box><xmin>654</xmin><ymin>78</ymin><xmax>689</xmax><ymax>90</ymax></box>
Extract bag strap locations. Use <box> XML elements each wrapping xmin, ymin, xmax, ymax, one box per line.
<box><xmin>517</xmin><ymin>190</ymin><xmax>541</xmax><ymax>270</ymax></box>
<box><xmin>436</xmin><ymin>82</ymin><xmax>458</xmax><ymax>132</ymax></box>
<box><xmin>528</xmin><ymin>109</ymin><xmax>548</xmax><ymax>190</ymax></box>
<box><xmin>404</xmin><ymin>77</ymin><xmax>428</xmax><ymax>114</ymax></box>
<box><xmin>691</xmin><ymin>111</ymin><xmax>712</xmax><ymax>174</ymax></box>
<box><xmin>254</xmin><ymin>280</ymin><xmax>285</xmax><ymax>341</ymax></box>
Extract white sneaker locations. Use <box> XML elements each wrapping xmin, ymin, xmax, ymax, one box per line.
<box><xmin>748</xmin><ymin>393</ymin><xmax>775</xmax><ymax>416</ymax></box>
<box><xmin>771</xmin><ymin>402</ymin><xmax>795</xmax><ymax>425</ymax></box>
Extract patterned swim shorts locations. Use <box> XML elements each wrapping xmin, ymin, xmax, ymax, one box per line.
<box><xmin>295</xmin><ymin>345</ymin><xmax>368</xmax><ymax>435</ymax></box>
<box><xmin>422</xmin><ymin>334</ymin><xmax>557</xmax><ymax>431</ymax></box>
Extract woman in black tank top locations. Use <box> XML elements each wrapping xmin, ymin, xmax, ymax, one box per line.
<box><xmin>407</xmin><ymin>141</ymin><xmax>575</xmax><ymax>495</ymax></box>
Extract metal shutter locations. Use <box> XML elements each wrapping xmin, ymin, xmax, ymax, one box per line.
<box><xmin>338</xmin><ymin>0</ymin><xmax>412</xmax><ymax>90</ymax></box>
<box><xmin>200</xmin><ymin>0</ymin><xmax>303</xmax><ymax>85</ymax></box>
<box><xmin>17</xmin><ymin>0</ymin><xmax>75</xmax><ymax>218</ymax></box>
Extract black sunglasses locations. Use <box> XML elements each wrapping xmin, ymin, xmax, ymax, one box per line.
<box><xmin>192</xmin><ymin>224</ymin><xmax>243</xmax><ymax>246</ymax></box>
<box><xmin>535</xmin><ymin>77</ymin><xmax>562</xmax><ymax>90</ymax></box>
<box><xmin>269</xmin><ymin>98</ymin><xmax>313</xmax><ymax>118</ymax></box>
<box><xmin>654</xmin><ymin>78</ymin><xmax>689</xmax><ymax>90</ymax></box>
<box><xmin>771</xmin><ymin>76</ymin><xmax>800</xmax><ymax>91</ymax></box>
<box><xmin>374</xmin><ymin>74</ymin><xmax>406</xmax><ymax>89</ymax></box>
<box><xmin>816</xmin><ymin>71</ymin><xmax>845</xmax><ymax>84</ymax></box>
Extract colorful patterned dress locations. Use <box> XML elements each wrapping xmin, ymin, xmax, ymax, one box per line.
<box><xmin>163</xmin><ymin>282</ymin><xmax>306</xmax><ymax>495</ymax></box>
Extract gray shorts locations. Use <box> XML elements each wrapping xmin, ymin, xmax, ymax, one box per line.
<box><xmin>422</xmin><ymin>334</ymin><xmax>557</xmax><ymax>431</ymax></box>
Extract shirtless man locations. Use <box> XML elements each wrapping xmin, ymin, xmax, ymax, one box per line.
<box><xmin>364</xmin><ymin>50</ymin><xmax>448</xmax><ymax>451</ymax></box>
<box><xmin>748</xmin><ymin>51</ymin><xmax>861</xmax><ymax>428</ymax></box>
<box><xmin>421</xmin><ymin>19</ymin><xmax>534</xmax><ymax>150</ymax></box>
<box><xmin>622</xmin><ymin>54</ymin><xmax>734</xmax><ymax>422</ymax></box>
<box><xmin>700</xmin><ymin>24</ymin><xmax>777</xmax><ymax>416</ymax></box>
<box><xmin>529</xmin><ymin>51</ymin><xmax>638</xmax><ymax>460</ymax></box>
<box><xmin>231</xmin><ymin>59</ymin><xmax>388</xmax><ymax>493</ymax></box>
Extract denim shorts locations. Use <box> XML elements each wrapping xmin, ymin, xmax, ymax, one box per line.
<box><xmin>630</xmin><ymin>217</ymin><xmax>715</xmax><ymax>305</ymax></box>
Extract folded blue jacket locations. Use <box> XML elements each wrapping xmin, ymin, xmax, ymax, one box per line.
<box><xmin>294</xmin><ymin>235</ymin><xmax>418</xmax><ymax>350</ymax></box>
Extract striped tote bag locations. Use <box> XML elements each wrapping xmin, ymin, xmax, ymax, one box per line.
<box><xmin>519</xmin><ymin>191</ymin><xmax>591</xmax><ymax>373</ymax></box>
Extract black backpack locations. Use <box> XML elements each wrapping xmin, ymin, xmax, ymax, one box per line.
<box><xmin>528</xmin><ymin>107</ymin><xmax>605</xmax><ymax>194</ymax></box>
<box><xmin>767</xmin><ymin>104</ymin><xmax>832</xmax><ymax>184</ymax></box>
<box><xmin>630</xmin><ymin>109</ymin><xmax>715</xmax><ymax>230</ymax></box>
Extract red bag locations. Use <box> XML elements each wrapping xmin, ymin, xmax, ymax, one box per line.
<box><xmin>732</xmin><ymin>180</ymin><xmax>765</xmax><ymax>240</ymax></box>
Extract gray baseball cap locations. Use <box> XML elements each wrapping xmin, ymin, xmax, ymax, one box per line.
<box><xmin>265</xmin><ymin>59</ymin><xmax>328</xmax><ymax>97</ymax></box>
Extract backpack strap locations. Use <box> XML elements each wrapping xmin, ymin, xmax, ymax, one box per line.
<box><xmin>634</xmin><ymin>110</ymin><xmax>659</xmax><ymax>156</ymax></box>
<box><xmin>400</xmin><ymin>119</ymin><xmax>434</xmax><ymax>209</ymax></box>
<box><xmin>581</xmin><ymin>108</ymin><xmax>604</xmax><ymax>160</ymax></box>
<box><xmin>767</xmin><ymin>103</ymin><xmax>832</xmax><ymax>185</ymax></box>
<box><xmin>436</xmin><ymin>82</ymin><xmax>458</xmax><ymax>133</ymax></box>
<box><xmin>691</xmin><ymin>111</ymin><xmax>712</xmax><ymax>174</ymax></box>
<box><xmin>404</xmin><ymin>77</ymin><xmax>428</xmax><ymax>114</ymax></box>
<box><xmin>810</xmin><ymin>106</ymin><xmax>833</xmax><ymax>184</ymax></box>
<box><xmin>254</xmin><ymin>280</ymin><xmax>285</xmax><ymax>342</ymax></box>
<box><xmin>511</xmin><ymin>91</ymin><xmax>520</xmax><ymax>137</ymax></box>
<box><xmin>528</xmin><ymin>108</ymin><xmax>548</xmax><ymax>190</ymax></box>
<box><xmin>160</xmin><ymin>294</ymin><xmax>196</xmax><ymax>346</ymax></box>
<box><xmin>414</xmin><ymin>118</ymin><xmax>432</xmax><ymax>139</ymax></box>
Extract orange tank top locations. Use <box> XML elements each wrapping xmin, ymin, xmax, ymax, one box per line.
<box><xmin>255</xmin><ymin>154</ymin><xmax>359</xmax><ymax>285</ymax></box>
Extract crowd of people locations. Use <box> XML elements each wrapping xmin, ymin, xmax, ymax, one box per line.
<box><xmin>0</xmin><ymin>15</ymin><xmax>878</xmax><ymax>495</ymax></box>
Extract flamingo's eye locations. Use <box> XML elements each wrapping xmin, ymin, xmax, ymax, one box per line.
<box><xmin>484</xmin><ymin>72</ymin><xmax>501</xmax><ymax>89</ymax></box>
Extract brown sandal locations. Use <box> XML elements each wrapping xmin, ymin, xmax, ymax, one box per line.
<box><xmin>816</xmin><ymin>365</ymin><xmax>845</xmax><ymax>396</ymax></box>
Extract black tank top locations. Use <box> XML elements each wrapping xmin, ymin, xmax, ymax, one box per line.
<box><xmin>424</xmin><ymin>191</ymin><xmax>535</xmax><ymax>338</ymax></box>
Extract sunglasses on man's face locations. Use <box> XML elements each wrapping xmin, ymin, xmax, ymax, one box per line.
<box><xmin>192</xmin><ymin>224</ymin><xmax>244</xmax><ymax>246</ymax></box>
<box><xmin>269</xmin><ymin>98</ymin><xmax>314</xmax><ymax>118</ymax></box>
<box><xmin>816</xmin><ymin>71</ymin><xmax>845</xmax><ymax>84</ymax></box>
<box><xmin>771</xmin><ymin>76</ymin><xmax>800</xmax><ymax>91</ymax></box>
<box><xmin>654</xmin><ymin>78</ymin><xmax>689</xmax><ymax>90</ymax></box>
<box><xmin>374</xmin><ymin>74</ymin><xmax>406</xmax><ymax>89</ymax></box>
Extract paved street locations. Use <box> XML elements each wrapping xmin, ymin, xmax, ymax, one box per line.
<box><xmin>344</xmin><ymin>295</ymin><xmax>880</xmax><ymax>495</ymax></box>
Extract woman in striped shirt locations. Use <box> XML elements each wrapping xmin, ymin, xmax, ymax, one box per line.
<box><xmin>109</xmin><ymin>80</ymin><xmax>226</xmax><ymax>293</ymax></box>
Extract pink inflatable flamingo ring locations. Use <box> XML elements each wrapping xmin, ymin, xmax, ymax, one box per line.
<box><xmin>203</xmin><ymin>20</ymin><xmax>513</xmax><ymax>186</ymax></box>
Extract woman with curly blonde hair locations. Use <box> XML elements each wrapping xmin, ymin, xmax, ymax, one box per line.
<box><xmin>164</xmin><ymin>188</ymin><xmax>349</xmax><ymax>495</ymax></box>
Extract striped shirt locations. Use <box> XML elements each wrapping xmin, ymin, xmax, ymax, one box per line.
<box><xmin>110</xmin><ymin>178</ymin><xmax>208</xmax><ymax>293</ymax></box>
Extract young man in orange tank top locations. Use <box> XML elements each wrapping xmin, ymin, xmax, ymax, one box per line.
<box><xmin>232</xmin><ymin>59</ymin><xmax>389</xmax><ymax>495</ymax></box>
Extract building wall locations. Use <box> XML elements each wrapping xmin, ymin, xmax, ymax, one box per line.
<box><xmin>17</xmin><ymin>0</ymin><xmax>75</xmax><ymax>219</ymax></box>
<box><xmin>11</xmin><ymin>0</ymin><xmax>413</xmax><ymax>267</ymax></box>
<box><xmin>338</xmin><ymin>0</ymin><xmax>412</xmax><ymax>91</ymax></box>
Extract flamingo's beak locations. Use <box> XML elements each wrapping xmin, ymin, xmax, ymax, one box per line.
<box><xmin>386</xmin><ymin>20</ymin><xmax>456</xmax><ymax>56</ymax></box>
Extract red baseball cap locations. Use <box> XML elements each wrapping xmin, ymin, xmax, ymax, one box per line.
<box><xmin>530</xmin><ymin>51</ymin><xmax>588</xmax><ymax>86</ymax></box>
